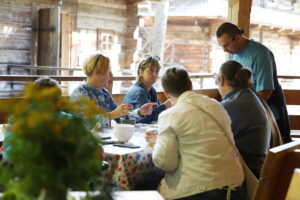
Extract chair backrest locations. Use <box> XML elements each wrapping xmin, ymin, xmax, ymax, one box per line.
<box><xmin>283</xmin><ymin>89</ymin><xmax>300</xmax><ymax>130</ymax></box>
<box><xmin>285</xmin><ymin>168</ymin><xmax>300</xmax><ymax>200</ymax></box>
<box><xmin>258</xmin><ymin>96</ymin><xmax>283</xmax><ymax>148</ymax></box>
<box><xmin>253</xmin><ymin>141</ymin><xmax>300</xmax><ymax>200</ymax></box>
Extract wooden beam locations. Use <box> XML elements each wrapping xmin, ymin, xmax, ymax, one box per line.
<box><xmin>152</xmin><ymin>0</ymin><xmax>169</xmax><ymax>61</ymax></box>
<box><xmin>228</xmin><ymin>0</ymin><xmax>252</xmax><ymax>37</ymax></box>
<box><xmin>60</xmin><ymin>12</ymin><xmax>72</xmax><ymax>71</ymax></box>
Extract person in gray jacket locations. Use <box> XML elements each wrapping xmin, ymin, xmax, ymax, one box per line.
<box><xmin>216</xmin><ymin>60</ymin><xmax>271</xmax><ymax>177</ymax></box>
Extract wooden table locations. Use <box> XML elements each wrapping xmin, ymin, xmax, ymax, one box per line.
<box><xmin>98</xmin><ymin>124</ymin><xmax>163</xmax><ymax>190</ymax></box>
<box><xmin>69</xmin><ymin>191</ymin><xmax>165</xmax><ymax>200</ymax></box>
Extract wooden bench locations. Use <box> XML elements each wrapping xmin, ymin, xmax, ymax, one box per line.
<box><xmin>0</xmin><ymin>89</ymin><xmax>221</xmax><ymax>124</ymax></box>
<box><xmin>113</xmin><ymin>89</ymin><xmax>221</xmax><ymax>105</ymax></box>
<box><xmin>284</xmin><ymin>90</ymin><xmax>300</xmax><ymax>132</ymax></box>
<box><xmin>253</xmin><ymin>141</ymin><xmax>300</xmax><ymax>200</ymax></box>
<box><xmin>285</xmin><ymin>168</ymin><xmax>300</xmax><ymax>200</ymax></box>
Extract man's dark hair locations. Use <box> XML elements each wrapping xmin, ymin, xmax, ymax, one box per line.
<box><xmin>161</xmin><ymin>67</ymin><xmax>191</xmax><ymax>97</ymax></box>
<box><xmin>216</xmin><ymin>22</ymin><xmax>244</xmax><ymax>38</ymax></box>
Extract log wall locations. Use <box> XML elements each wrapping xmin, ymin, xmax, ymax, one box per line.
<box><xmin>73</xmin><ymin>0</ymin><xmax>139</xmax><ymax>69</ymax></box>
<box><xmin>0</xmin><ymin>0</ymin><xmax>141</xmax><ymax>93</ymax></box>
<box><xmin>0</xmin><ymin>3</ymin><xmax>33</xmax><ymax>75</ymax></box>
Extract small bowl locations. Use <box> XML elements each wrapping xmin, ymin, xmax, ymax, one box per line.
<box><xmin>113</xmin><ymin>124</ymin><xmax>134</xmax><ymax>142</ymax></box>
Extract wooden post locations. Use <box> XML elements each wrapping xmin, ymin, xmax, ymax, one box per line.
<box><xmin>228</xmin><ymin>0</ymin><xmax>252</xmax><ymax>38</ymax></box>
<box><xmin>37</xmin><ymin>7</ymin><xmax>60</xmax><ymax>75</ymax></box>
<box><xmin>151</xmin><ymin>0</ymin><xmax>169</xmax><ymax>64</ymax></box>
<box><xmin>60</xmin><ymin>12</ymin><xmax>72</xmax><ymax>72</ymax></box>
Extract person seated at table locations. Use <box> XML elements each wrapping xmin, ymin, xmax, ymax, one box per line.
<box><xmin>146</xmin><ymin>66</ymin><xmax>245</xmax><ymax>200</ymax></box>
<box><xmin>125</xmin><ymin>55</ymin><xmax>171</xmax><ymax>123</ymax></box>
<box><xmin>70</xmin><ymin>53</ymin><xmax>157</xmax><ymax>128</ymax></box>
<box><xmin>215</xmin><ymin>60</ymin><xmax>271</xmax><ymax>177</ymax></box>
<box><xmin>3</xmin><ymin>77</ymin><xmax>63</xmax><ymax>159</ymax></box>
<box><xmin>3</xmin><ymin>77</ymin><xmax>106</xmax><ymax>161</ymax></box>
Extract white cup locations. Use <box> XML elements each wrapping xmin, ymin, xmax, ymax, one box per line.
<box><xmin>113</xmin><ymin>124</ymin><xmax>134</xmax><ymax>142</ymax></box>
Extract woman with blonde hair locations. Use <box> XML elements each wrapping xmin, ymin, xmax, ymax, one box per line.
<box><xmin>125</xmin><ymin>55</ymin><xmax>171</xmax><ymax>123</ymax></box>
<box><xmin>71</xmin><ymin>53</ymin><xmax>156</xmax><ymax>127</ymax></box>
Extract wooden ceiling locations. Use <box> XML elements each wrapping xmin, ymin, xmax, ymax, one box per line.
<box><xmin>250</xmin><ymin>24</ymin><xmax>300</xmax><ymax>39</ymax></box>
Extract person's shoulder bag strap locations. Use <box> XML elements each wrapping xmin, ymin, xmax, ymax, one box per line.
<box><xmin>184</xmin><ymin>101</ymin><xmax>258</xmax><ymax>200</ymax></box>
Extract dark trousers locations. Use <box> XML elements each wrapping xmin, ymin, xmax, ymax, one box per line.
<box><xmin>175</xmin><ymin>183</ymin><xmax>246</xmax><ymax>200</ymax></box>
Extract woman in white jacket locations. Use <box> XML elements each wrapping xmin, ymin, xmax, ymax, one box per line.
<box><xmin>147</xmin><ymin>67</ymin><xmax>245</xmax><ymax>200</ymax></box>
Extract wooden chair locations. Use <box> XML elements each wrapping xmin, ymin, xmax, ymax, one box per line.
<box><xmin>283</xmin><ymin>89</ymin><xmax>300</xmax><ymax>140</ymax></box>
<box><xmin>285</xmin><ymin>168</ymin><xmax>300</xmax><ymax>200</ymax></box>
<box><xmin>253</xmin><ymin>141</ymin><xmax>300</xmax><ymax>200</ymax></box>
<box><xmin>258</xmin><ymin>96</ymin><xmax>283</xmax><ymax>147</ymax></box>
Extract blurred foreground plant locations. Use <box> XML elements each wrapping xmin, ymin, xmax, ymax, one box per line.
<box><xmin>0</xmin><ymin>84</ymin><xmax>111</xmax><ymax>200</ymax></box>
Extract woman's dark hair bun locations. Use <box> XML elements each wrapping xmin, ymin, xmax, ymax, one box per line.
<box><xmin>220</xmin><ymin>60</ymin><xmax>252</xmax><ymax>89</ymax></box>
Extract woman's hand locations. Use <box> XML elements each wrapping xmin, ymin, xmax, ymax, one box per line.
<box><xmin>163</xmin><ymin>99</ymin><xmax>172</xmax><ymax>108</ymax></box>
<box><xmin>109</xmin><ymin>103</ymin><xmax>133</xmax><ymax>119</ymax></box>
<box><xmin>146</xmin><ymin>131</ymin><xmax>157</xmax><ymax>147</ymax></box>
<box><xmin>138</xmin><ymin>102</ymin><xmax>158</xmax><ymax>116</ymax></box>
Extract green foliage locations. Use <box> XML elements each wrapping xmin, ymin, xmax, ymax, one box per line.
<box><xmin>0</xmin><ymin>84</ymin><xmax>111</xmax><ymax>200</ymax></box>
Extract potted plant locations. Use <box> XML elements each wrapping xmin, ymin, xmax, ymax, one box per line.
<box><xmin>0</xmin><ymin>84</ymin><xmax>111</xmax><ymax>200</ymax></box>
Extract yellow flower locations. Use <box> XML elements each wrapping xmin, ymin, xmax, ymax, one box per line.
<box><xmin>5</xmin><ymin>84</ymin><xmax>108</xmax><ymax>138</ymax></box>
<box><xmin>27</xmin><ymin>111</ymin><xmax>41</xmax><ymax>130</ymax></box>
<box><xmin>14</xmin><ymin>102</ymin><xmax>28</xmax><ymax>115</ymax></box>
<box><xmin>12</xmin><ymin>120</ymin><xmax>23</xmax><ymax>135</ymax></box>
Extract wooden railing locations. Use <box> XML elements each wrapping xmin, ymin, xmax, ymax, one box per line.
<box><xmin>0</xmin><ymin>89</ymin><xmax>220</xmax><ymax>125</ymax></box>
<box><xmin>277</xmin><ymin>75</ymin><xmax>300</xmax><ymax>131</ymax></box>
<box><xmin>0</xmin><ymin>74</ymin><xmax>214</xmax><ymax>95</ymax></box>
<box><xmin>0</xmin><ymin>74</ymin><xmax>299</xmax><ymax>131</ymax></box>
<box><xmin>0</xmin><ymin>74</ymin><xmax>214</xmax><ymax>82</ymax></box>
<box><xmin>6</xmin><ymin>64</ymin><xmax>82</xmax><ymax>75</ymax></box>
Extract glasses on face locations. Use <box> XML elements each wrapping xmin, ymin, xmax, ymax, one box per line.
<box><xmin>213</xmin><ymin>73</ymin><xmax>220</xmax><ymax>85</ymax></box>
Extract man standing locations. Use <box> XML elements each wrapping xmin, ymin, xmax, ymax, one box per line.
<box><xmin>216</xmin><ymin>22</ymin><xmax>291</xmax><ymax>143</ymax></box>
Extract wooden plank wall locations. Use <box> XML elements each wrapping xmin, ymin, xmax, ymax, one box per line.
<box><xmin>0</xmin><ymin>0</ymin><xmax>138</xmax><ymax>73</ymax></box>
<box><xmin>0</xmin><ymin>0</ymin><xmax>140</xmax><ymax>94</ymax></box>
<box><xmin>164</xmin><ymin>19</ymin><xmax>213</xmax><ymax>73</ymax></box>
<box><xmin>76</xmin><ymin>0</ymin><xmax>127</xmax><ymax>32</ymax></box>
<box><xmin>0</xmin><ymin>3</ymin><xmax>33</xmax><ymax>75</ymax></box>
<box><xmin>73</xmin><ymin>0</ymin><xmax>138</xmax><ymax>69</ymax></box>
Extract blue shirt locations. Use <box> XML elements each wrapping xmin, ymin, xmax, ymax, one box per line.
<box><xmin>70</xmin><ymin>82</ymin><xmax>117</xmax><ymax>127</ymax></box>
<box><xmin>231</xmin><ymin>39</ymin><xmax>279</xmax><ymax>119</ymax></box>
<box><xmin>125</xmin><ymin>82</ymin><xmax>166</xmax><ymax>123</ymax></box>
<box><xmin>222</xmin><ymin>88</ymin><xmax>271</xmax><ymax>173</ymax></box>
